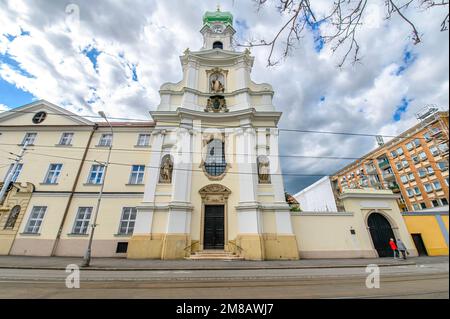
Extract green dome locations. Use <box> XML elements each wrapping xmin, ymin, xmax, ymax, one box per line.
<box><xmin>203</xmin><ymin>9</ymin><xmax>233</xmax><ymax>27</ymax></box>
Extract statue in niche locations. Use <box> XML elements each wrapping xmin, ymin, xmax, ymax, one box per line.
<box><xmin>5</xmin><ymin>205</ymin><xmax>20</xmax><ymax>229</ymax></box>
<box><xmin>210</xmin><ymin>72</ymin><xmax>225</xmax><ymax>93</ymax></box>
<box><xmin>257</xmin><ymin>156</ymin><xmax>271</xmax><ymax>184</ymax></box>
<box><xmin>159</xmin><ymin>155</ymin><xmax>173</xmax><ymax>183</ymax></box>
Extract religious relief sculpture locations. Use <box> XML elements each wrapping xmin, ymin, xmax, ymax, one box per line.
<box><xmin>159</xmin><ymin>154</ymin><xmax>173</xmax><ymax>183</ymax></box>
<box><xmin>257</xmin><ymin>156</ymin><xmax>271</xmax><ymax>184</ymax></box>
<box><xmin>4</xmin><ymin>205</ymin><xmax>20</xmax><ymax>229</ymax></box>
<box><xmin>210</xmin><ymin>72</ymin><xmax>225</xmax><ymax>93</ymax></box>
<box><xmin>205</xmin><ymin>95</ymin><xmax>228</xmax><ymax>113</ymax></box>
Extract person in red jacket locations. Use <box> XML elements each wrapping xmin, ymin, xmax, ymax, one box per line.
<box><xmin>389</xmin><ymin>238</ymin><xmax>399</xmax><ymax>259</ymax></box>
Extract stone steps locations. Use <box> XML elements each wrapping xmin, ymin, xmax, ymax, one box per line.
<box><xmin>186</xmin><ymin>250</ymin><xmax>244</xmax><ymax>260</ymax></box>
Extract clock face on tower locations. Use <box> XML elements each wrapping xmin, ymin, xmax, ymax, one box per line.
<box><xmin>212</xmin><ymin>23</ymin><xmax>224</xmax><ymax>33</ymax></box>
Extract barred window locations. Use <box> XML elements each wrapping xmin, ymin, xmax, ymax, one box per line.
<box><xmin>204</xmin><ymin>139</ymin><xmax>226</xmax><ymax>177</ymax></box>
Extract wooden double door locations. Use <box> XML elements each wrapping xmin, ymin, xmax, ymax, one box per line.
<box><xmin>203</xmin><ymin>205</ymin><xmax>224</xmax><ymax>250</ymax></box>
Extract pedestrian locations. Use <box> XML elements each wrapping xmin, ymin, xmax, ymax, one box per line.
<box><xmin>389</xmin><ymin>238</ymin><xmax>399</xmax><ymax>259</ymax></box>
<box><xmin>396</xmin><ymin>238</ymin><xmax>408</xmax><ymax>260</ymax></box>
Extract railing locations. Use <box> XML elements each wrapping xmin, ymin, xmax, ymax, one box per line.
<box><xmin>228</xmin><ymin>241</ymin><xmax>244</xmax><ymax>254</ymax></box>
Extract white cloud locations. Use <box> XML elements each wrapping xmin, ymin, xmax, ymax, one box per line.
<box><xmin>0</xmin><ymin>0</ymin><xmax>448</xmax><ymax>192</ymax></box>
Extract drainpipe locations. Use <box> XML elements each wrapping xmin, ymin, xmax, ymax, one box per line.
<box><xmin>50</xmin><ymin>124</ymin><xmax>98</xmax><ymax>256</ymax></box>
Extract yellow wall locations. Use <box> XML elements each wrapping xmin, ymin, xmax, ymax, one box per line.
<box><xmin>403</xmin><ymin>215</ymin><xmax>449</xmax><ymax>256</ymax></box>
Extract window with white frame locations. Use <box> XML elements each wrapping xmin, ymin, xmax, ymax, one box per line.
<box><xmin>445</xmin><ymin>177</ymin><xmax>449</xmax><ymax>187</ymax></box>
<box><xmin>442</xmin><ymin>198</ymin><xmax>448</xmax><ymax>206</ymax></box>
<box><xmin>390</xmin><ymin>150</ymin><xmax>397</xmax><ymax>158</ymax></box>
<box><xmin>406</xmin><ymin>188</ymin><xmax>414</xmax><ymax>197</ymax></box>
<box><xmin>423</xmin><ymin>132</ymin><xmax>431</xmax><ymax>141</ymax></box>
<box><xmin>5</xmin><ymin>163</ymin><xmax>23</xmax><ymax>182</ymax></box>
<box><xmin>424</xmin><ymin>183</ymin><xmax>433</xmax><ymax>193</ymax></box>
<box><xmin>426</xmin><ymin>166</ymin><xmax>434</xmax><ymax>175</ymax></box>
<box><xmin>400</xmin><ymin>175</ymin><xmax>408</xmax><ymax>184</ymax></box>
<box><xmin>129</xmin><ymin>165</ymin><xmax>145</xmax><ymax>184</ymax></box>
<box><xmin>413</xmin><ymin>186</ymin><xmax>421</xmax><ymax>195</ymax></box>
<box><xmin>396</xmin><ymin>147</ymin><xmax>404</xmax><ymax>155</ymax></box>
<box><xmin>87</xmin><ymin>164</ymin><xmax>105</xmax><ymax>184</ymax></box>
<box><xmin>418</xmin><ymin>168</ymin><xmax>427</xmax><ymax>178</ymax></box>
<box><xmin>429</xmin><ymin>146</ymin><xmax>439</xmax><ymax>156</ymax></box>
<box><xmin>98</xmin><ymin>133</ymin><xmax>113</xmax><ymax>147</ymax></box>
<box><xmin>24</xmin><ymin>206</ymin><xmax>46</xmax><ymax>234</ymax></box>
<box><xmin>136</xmin><ymin>134</ymin><xmax>151</xmax><ymax>146</ymax></box>
<box><xmin>412</xmin><ymin>203</ymin><xmax>420</xmax><ymax>211</ymax></box>
<box><xmin>21</xmin><ymin>133</ymin><xmax>37</xmax><ymax>145</ymax></box>
<box><xmin>406</xmin><ymin>142</ymin><xmax>413</xmax><ymax>151</ymax></box>
<box><xmin>432</xmin><ymin>181</ymin><xmax>442</xmax><ymax>190</ymax></box>
<box><xmin>402</xmin><ymin>160</ymin><xmax>409</xmax><ymax>168</ymax></box>
<box><xmin>72</xmin><ymin>207</ymin><xmax>92</xmax><ymax>235</ymax></box>
<box><xmin>437</xmin><ymin>161</ymin><xmax>448</xmax><ymax>171</ymax></box>
<box><xmin>43</xmin><ymin>164</ymin><xmax>62</xmax><ymax>184</ymax></box>
<box><xmin>418</xmin><ymin>151</ymin><xmax>427</xmax><ymax>161</ymax></box>
<box><xmin>413</xmin><ymin>138</ymin><xmax>421</xmax><ymax>147</ymax></box>
<box><xmin>396</xmin><ymin>162</ymin><xmax>403</xmax><ymax>170</ymax></box>
<box><xmin>408</xmin><ymin>173</ymin><xmax>415</xmax><ymax>181</ymax></box>
<box><xmin>411</xmin><ymin>155</ymin><xmax>420</xmax><ymax>164</ymax></box>
<box><xmin>438</xmin><ymin>143</ymin><xmax>449</xmax><ymax>153</ymax></box>
<box><xmin>118</xmin><ymin>207</ymin><xmax>137</xmax><ymax>235</ymax></box>
<box><xmin>59</xmin><ymin>132</ymin><xmax>74</xmax><ymax>145</ymax></box>
<box><xmin>420</xmin><ymin>202</ymin><xmax>427</xmax><ymax>209</ymax></box>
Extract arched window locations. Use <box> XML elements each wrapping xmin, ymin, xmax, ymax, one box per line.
<box><xmin>213</xmin><ymin>41</ymin><xmax>223</xmax><ymax>49</ymax></box>
<box><xmin>257</xmin><ymin>156</ymin><xmax>271</xmax><ymax>184</ymax></box>
<box><xmin>159</xmin><ymin>154</ymin><xmax>173</xmax><ymax>184</ymax></box>
<box><xmin>4</xmin><ymin>205</ymin><xmax>20</xmax><ymax>229</ymax></box>
<box><xmin>204</xmin><ymin>139</ymin><xmax>226</xmax><ymax>177</ymax></box>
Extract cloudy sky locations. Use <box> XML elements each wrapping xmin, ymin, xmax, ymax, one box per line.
<box><xmin>0</xmin><ymin>0</ymin><xmax>448</xmax><ymax>193</ymax></box>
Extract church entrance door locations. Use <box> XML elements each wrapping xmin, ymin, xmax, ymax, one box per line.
<box><xmin>203</xmin><ymin>205</ymin><xmax>225</xmax><ymax>250</ymax></box>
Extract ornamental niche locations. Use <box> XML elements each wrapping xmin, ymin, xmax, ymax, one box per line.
<box><xmin>159</xmin><ymin>154</ymin><xmax>173</xmax><ymax>184</ymax></box>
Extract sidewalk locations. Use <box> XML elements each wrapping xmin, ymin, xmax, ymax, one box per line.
<box><xmin>0</xmin><ymin>255</ymin><xmax>447</xmax><ymax>271</ymax></box>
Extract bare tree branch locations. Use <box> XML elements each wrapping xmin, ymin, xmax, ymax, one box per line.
<box><xmin>240</xmin><ymin>0</ymin><xmax>449</xmax><ymax>67</ymax></box>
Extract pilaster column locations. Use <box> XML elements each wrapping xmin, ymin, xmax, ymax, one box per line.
<box><xmin>162</xmin><ymin>126</ymin><xmax>194</xmax><ymax>259</ymax></box>
<box><xmin>181</xmin><ymin>59</ymin><xmax>199</xmax><ymax>110</ymax></box>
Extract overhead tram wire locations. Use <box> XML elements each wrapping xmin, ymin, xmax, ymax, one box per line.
<box><xmin>1</xmin><ymin>108</ymin><xmax>448</xmax><ymax>142</ymax></box>
<box><xmin>0</xmin><ymin>141</ymin><xmax>447</xmax><ymax>166</ymax></box>
<box><xmin>16</xmin><ymin>148</ymin><xmax>449</xmax><ymax>179</ymax></box>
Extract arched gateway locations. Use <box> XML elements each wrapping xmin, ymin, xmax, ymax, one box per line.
<box><xmin>368</xmin><ymin>213</ymin><xmax>396</xmax><ymax>257</ymax></box>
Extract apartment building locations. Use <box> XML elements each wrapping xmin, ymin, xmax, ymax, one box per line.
<box><xmin>331</xmin><ymin>110</ymin><xmax>449</xmax><ymax>212</ymax></box>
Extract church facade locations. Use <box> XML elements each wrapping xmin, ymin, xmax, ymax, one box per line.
<box><xmin>127</xmin><ymin>9</ymin><xmax>299</xmax><ymax>260</ymax></box>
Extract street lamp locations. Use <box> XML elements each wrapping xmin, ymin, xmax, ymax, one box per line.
<box><xmin>81</xmin><ymin>111</ymin><xmax>113</xmax><ymax>267</ymax></box>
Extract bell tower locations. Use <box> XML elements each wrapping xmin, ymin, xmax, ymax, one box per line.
<box><xmin>200</xmin><ymin>7</ymin><xmax>235</xmax><ymax>51</ymax></box>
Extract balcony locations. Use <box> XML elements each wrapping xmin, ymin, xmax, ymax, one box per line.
<box><xmin>365</xmin><ymin>165</ymin><xmax>377</xmax><ymax>173</ymax></box>
<box><xmin>377</xmin><ymin>159</ymin><xmax>391</xmax><ymax>169</ymax></box>
<box><xmin>388</xmin><ymin>182</ymin><xmax>401</xmax><ymax>193</ymax></box>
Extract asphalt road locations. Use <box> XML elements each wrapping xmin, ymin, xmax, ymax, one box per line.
<box><xmin>0</xmin><ymin>262</ymin><xmax>448</xmax><ymax>299</ymax></box>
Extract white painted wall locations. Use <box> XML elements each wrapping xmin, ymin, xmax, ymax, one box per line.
<box><xmin>293</xmin><ymin>177</ymin><xmax>337</xmax><ymax>212</ymax></box>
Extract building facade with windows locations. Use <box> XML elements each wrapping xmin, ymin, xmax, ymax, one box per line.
<box><xmin>0</xmin><ymin>101</ymin><xmax>154</xmax><ymax>257</ymax></box>
<box><xmin>331</xmin><ymin>111</ymin><xmax>449</xmax><ymax>212</ymax></box>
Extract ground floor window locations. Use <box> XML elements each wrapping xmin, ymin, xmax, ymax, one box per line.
<box><xmin>24</xmin><ymin>206</ymin><xmax>46</xmax><ymax>234</ymax></box>
<box><xmin>72</xmin><ymin>207</ymin><xmax>92</xmax><ymax>235</ymax></box>
<box><xmin>118</xmin><ymin>207</ymin><xmax>137</xmax><ymax>235</ymax></box>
